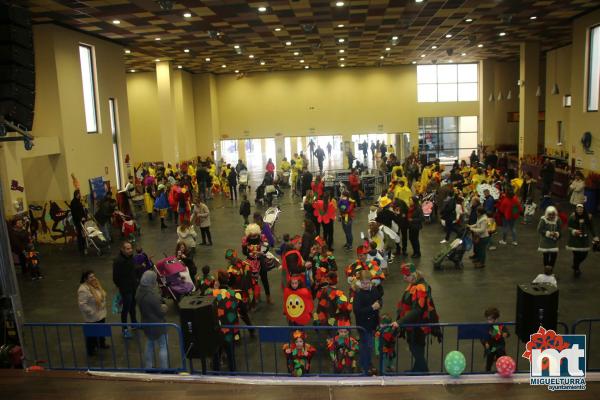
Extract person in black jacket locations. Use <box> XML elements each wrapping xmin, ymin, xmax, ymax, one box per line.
<box><xmin>301</xmin><ymin>167</ymin><xmax>313</xmax><ymax>197</ymax></box>
<box><xmin>408</xmin><ymin>196</ymin><xmax>424</xmax><ymax>258</ymax></box>
<box><xmin>70</xmin><ymin>190</ymin><xmax>86</xmax><ymax>255</ymax></box>
<box><xmin>95</xmin><ymin>191</ymin><xmax>116</xmax><ymax>243</ymax></box>
<box><xmin>228</xmin><ymin>168</ymin><xmax>238</xmax><ymax>201</ymax></box>
<box><xmin>112</xmin><ymin>241</ymin><xmax>138</xmax><ymax>338</ymax></box>
<box><xmin>353</xmin><ymin>270</ymin><xmax>382</xmax><ymax>375</ymax></box>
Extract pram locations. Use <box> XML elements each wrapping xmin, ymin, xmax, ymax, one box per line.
<box><xmin>264</xmin><ymin>206</ymin><xmax>281</xmax><ymax>232</ymax></box>
<box><xmin>433</xmin><ymin>228</ymin><xmax>469</xmax><ymax>270</ymax></box>
<box><xmin>278</xmin><ymin>170</ymin><xmax>291</xmax><ymax>187</ymax></box>
<box><xmin>239</xmin><ymin>170</ymin><xmax>249</xmax><ymax>194</ymax></box>
<box><xmin>113</xmin><ymin>210</ymin><xmax>140</xmax><ymax>242</ymax></box>
<box><xmin>255</xmin><ymin>183</ymin><xmax>283</xmax><ymax>206</ymax></box>
<box><xmin>154</xmin><ymin>256</ymin><xmax>195</xmax><ymax>302</ymax></box>
<box><xmin>82</xmin><ymin>219</ymin><xmax>109</xmax><ymax>256</ymax></box>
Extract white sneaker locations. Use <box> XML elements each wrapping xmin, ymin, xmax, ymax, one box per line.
<box><xmin>498</xmin><ymin>240</ymin><xmax>507</xmax><ymax>245</ymax></box>
<box><xmin>512</xmin><ymin>241</ymin><xmax>518</xmax><ymax>246</ymax></box>
<box><xmin>440</xmin><ymin>239</ymin><xmax>448</xmax><ymax>244</ymax></box>
<box><xmin>489</xmin><ymin>246</ymin><xmax>497</xmax><ymax>251</ymax></box>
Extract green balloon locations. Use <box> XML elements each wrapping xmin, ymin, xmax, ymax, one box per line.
<box><xmin>444</xmin><ymin>350</ymin><xmax>466</xmax><ymax>377</ymax></box>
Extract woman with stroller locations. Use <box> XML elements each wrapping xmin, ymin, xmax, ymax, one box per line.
<box><xmin>78</xmin><ymin>270</ymin><xmax>108</xmax><ymax>356</ymax></box>
<box><xmin>468</xmin><ymin>207</ymin><xmax>490</xmax><ymax>268</ymax></box>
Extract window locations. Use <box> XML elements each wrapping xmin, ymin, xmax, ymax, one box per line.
<box><xmin>587</xmin><ymin>25</ymin><xmax>600</xmax><ymax>111</ymax></box>
<box><xmin>79</xmin><ymin>44</ymin><xmax>99</xmax><ymax>132</ymax></box>
<box><xmin>108</xmin><ymin>99</ymin><xmax>123</xmax><ymax>189</ymax></box>
<box><xmin>220</xmin><ymin>140</ymin><xmax>239</xmax><ymax>165</ymax></box>
<box><xmin>417</xmin><ymin>64</ymin><xmax>478</xmax><ymax>102</ymax></box>
<box><xmin>418</xmin><ymin>116</ymin><xmax>478</xmax><ymax>163</ymax></box>
<box><xmin>557</xmin><ymin>121</ymin><xmax>565</xmax><ymax>145</ymax></box>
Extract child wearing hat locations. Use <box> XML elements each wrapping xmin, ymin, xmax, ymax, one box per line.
<box><xmin>282</xmin><ymin>330</ymin><xmax>317</xmax><ymax>376</ymax></box>
<box><xmin>154</xmin><ymin>184</ymin><xmax>169</xmax><ymax>229</ymax></box>
<box><xmin>327</xmin><ymin>319</ymin><xmax>360</xmax><ymax>373</ymax></box>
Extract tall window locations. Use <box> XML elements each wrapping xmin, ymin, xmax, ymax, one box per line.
<box><xmin>109</xmin><ymin>99</ymin><xmax>123</xmax><ymax>189</ymax></box>
<box><xmin>79</xmin><ymin>44</ymin><xmax>99</xmax><ymax>132</ymax></box>
<box><xmin>588</xmin><ymin>25</ymin><xmax>600</xmax><ymax>112</ymax></box>
<box><xmin>418</xmin><ymin>116</ymin><xmax>478</xmax><ymax>163</ymax></box>
<box><xmin>417</xmin><ymin>64</ymin><xmax>478</xmax><ymax>102</ymax></box>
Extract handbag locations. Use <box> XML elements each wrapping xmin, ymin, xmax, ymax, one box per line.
<box><xmin>111</xmin><ymin>292</ymin><xmax>123</xmax><ymax>315</ymax></box>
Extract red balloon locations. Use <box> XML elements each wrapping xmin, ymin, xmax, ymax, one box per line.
<box><xmin>496</xmin><ymin>355</ymin><xmax>516</xmax><ymax>377</ymax></box>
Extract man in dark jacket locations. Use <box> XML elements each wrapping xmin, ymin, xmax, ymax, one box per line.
<box><xmin>95</xmin><ymin>191</ymin><xmax>116</xmax><ymax>243</ymax></box>
<box><xmin>540</xmin><ymin>159</ymin><xmax>555</xmax><ymax>197</ymax></box>
<box><xmin>353</xmin><ymin>270</ymin><xmax>382</xmax><ymax>374</ymax></box>
<box><xmin>113</xmin><ymin>241</ymin><xmax>138</xmax><ymax>337</ymax></box>
<box><xmin>314</xmin><ymin>146</ymin><xmax>326</xmax><ymax>173</ymax></box>
<box><xmin>228</xmin><ymin>169</ymin><xmax>238</xmax><ymax>200</ymax></box>
<box><xmin>301</xmin><ymin>167</ymin><xmax>313</xmax><ymax>197</ymax></box>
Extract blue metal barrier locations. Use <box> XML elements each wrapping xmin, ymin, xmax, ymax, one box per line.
<box><xmin>23</xmin><ymin>322</ymin><xmax>187</xmax><ymax>373</ymax></box>
<box><xmin>572</xmin><ymin>318</ymin><xmax>600</xmax><ymax>371</ymax></box>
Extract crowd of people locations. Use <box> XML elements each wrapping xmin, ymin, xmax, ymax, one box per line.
<box><xmin>6</xmin><ymin>141</ymin><xmax>600</xmax><ymax>376</ymax></box>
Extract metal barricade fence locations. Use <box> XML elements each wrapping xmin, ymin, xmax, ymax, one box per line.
<box><xmin>23</xmin><ymin>322</ymin><xmax>186</xmax><ymax>372</ymax></box>
<box><xmin>572</xmin><ymin>318</ymin><xmax>600</xmax><ymax>371</ymax></box>
<box><xmin>189</xmin><ymin>325</ymin><xmax>368</xmax><ymax>376</ymax></box>
<box><xmin>377</xmin><ymin>321</ymin><xmax>569</xmax><ymax>375</ymax></box>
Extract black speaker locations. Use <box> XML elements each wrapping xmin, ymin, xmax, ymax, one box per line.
<box><xmin>516</xmin><ymin>283</ymin><xmax>559</xmax><ymax>343</ymax></box>
<box><xmin>179</xmin><ymin>295</ymin><xmax>222</xmax><ymax>359</ymax></box>
<box><xmin>0</xmin><ymin>3</ymin><xmax>35</xmax><ymax>130</ymax></box>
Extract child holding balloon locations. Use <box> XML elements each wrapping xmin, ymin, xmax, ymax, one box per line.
<box><xmin>481</xmin><ymin>306</ymin><xmax>510</xmax><ymax>372</ymax></box>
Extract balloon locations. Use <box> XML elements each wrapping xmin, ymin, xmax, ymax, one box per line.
<box><xmin>496</xmin><ymin>356</ymin><xmax>516</xmax><ymax>377</ymax></box>
<box><xmin>444</xmin><ymin>350</ymin><xmax>466</xmax><ymax>377</ymax></box>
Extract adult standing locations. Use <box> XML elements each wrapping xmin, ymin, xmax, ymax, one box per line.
<box><xmin>303</xmin><ymin>190</ymin><xmax>320</xmax><ymax>236</ymax></box>
<box><xmin>308</xmin><ymin>139</ymin><xmax>316</xmax><ymax>164</ymax></box>
<box><xmin>314</xmin><ymin>145</ymin><xmax>326</xmax><ymax>173</ymax></box>
<box><xmin>468</xmin><ymin>208</ymin><xmax>490</xmax><ymax>268</ymax></box>
<box><xmin>497</xmin><ymin>190</ymin><xmax>522</xmax><ymax>246</ymax></box>
<box><xmin>407</xmin><ymin>196</ymin><xmax>424</xmax><ymax>258</ymax></box>
<box><xmin>316</xmin><ymin>192</ymin><xmax>336</xmax><ymax>250</ymax></box>
<box><xmin>338</xmin><ymin>191</ymin><xmax>356</xmax><ymax>250</ymax></box>
<box><xmin>362</xmin><ymin>140</ymin><xmax>369</xmax><ymax>159</ymax></box>
<box><xmin>301</xmin><ymin>167</ymin><xmax>313</xmax><ymax>198</ymax></box>
<box><xmin>540</xmin><ymin>159</ymin><xmax>556</xmax><ymax>198</ymax></box>
<box><xmin>254</xmin><ymin>212</ymin><xmax>275</xmax><ymax>248</ymax></box>
<box><xmin>136</xmin><ymin>270</ymin><xmax>169</xmax><ymax>370</ymax></box>
<box><xmin>327</xmin><ymin>142</ymin><xmax>332</xmax><ymax>158</ymax></box>
<box><xmin>9</xmin><ymin>218</ymin><xmax>31</xmax><ymax>275</ymax></box>
<box><xmin>228</xmin><ymin>168</ymin><xmax>238</xmax><ymax>201</ymax></box>
<box><xmin>301</xmin><ymin>219</ymin><xmax>317</xmax><ymax>261</ymax></box>
<box><xmin>469</xmin><ymin>150</ymin><xmax>479</xmax><ymax>166</ymax></box>
<box><xmin>537</xmin><ymin>206</ymin><xmax>561</xmax><ymax>268</ymax></box>
<box><xmin>348</xmin><ymin>168</ymin><xmax>361</xmax><ymax>207</ymax></box>
<box><xmin>353</xmin><ymin>270</ymin><xmax>381</xmax><ymax>375</ymax></box>
<box><xmin>70</xmin><ymin>190</ymin><xmax>87</xmax><ymax>255</ymax></box>
<box><xmin>440</xmin><ymin>191</ymin><xmax>459</xmax><ymax>244</ymax></box>
<box><xmin>95</xmin><ymin>191</ymin><xmax>116</xmax><ymax>243</ymax></box>
<box><xmin>391</xmin><ymin>263</ymin><xmax>441</xmax><ymax>372</ymax></box>
<box><xmin>197</xmin><ymin>165</ymin><xmax>210</xmax><ymax>201</ymax></box>
<box><xmin>77</xmin><ymin>270</ymin><xmax>108</xmax><ymax>356</ymax></box>
<box><xmin>567</xmin><ymin>204</ymin><xmax>599</xmax><ymax>277</ymax></box>
<box><xmin>485</xmin><ymin>150</ymin><xmax>498</xmax><ymax>170</ymax></box>
<box><xmin>112</xmin><ymin>241</ymin><xmax>139</xmax><ymax>338</ymax></box>
<box><xmin>192</xmin><ymin>200</ymin><xmax>212</xmax><ymax>246</ymax></box>
<box><xmin>347</xmin><ymin>150</ymin><xmax>356</xmax><ymax>170</ymax></box>
<box><xmin>569</xmin><ymin>172</ymin><xmax>586</xmax><ymax>207</ymax></box>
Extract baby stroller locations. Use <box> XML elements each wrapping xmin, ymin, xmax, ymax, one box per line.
<box><xmin>433</xmin><ymin>228</ymin><xmax>469</xmax><ymax>270</ymax></box>
<box><xmin>421</xmin><ymin>192</ymin><xmax>435</xmax><ymax>223</ymax></box>
<box><xmin>239</xmin><ymin>170</ymin><xmax>249</xmax><ymax>194</ymax></box>
<box><xmin>264</xmin><ymin>206</ymin><xmax>281</xmax><ymax>233</ymax></box>
<box><xmin>279</xmin><ymin>170</ymin><xmax>291</xmax><ymax>188</ymax></box>
<box><xmin>113</xmin><ymin>211</ymin><xmax>140</xmax><ymax>243</ymax></box>
<box><xmin>82</xmin><ymin>219</ymin><xmax>109</xmax><ymax>256</ymax></box>
<box><xmin>154</xmin><ymin>256</ymin><xmax>195</xmax><ymax>303</ymax></box>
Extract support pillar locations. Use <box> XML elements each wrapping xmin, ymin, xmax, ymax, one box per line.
<box><xmin>156</xmin><ymin>61</ymin><xmax>179</xmax><ymax>164</ymax></box>
<box><xmin>519</xmin><ymin>42</ymin><xmax>540</xmax><ymax>158</ymax></box>
<box><xmin>480</xmin><ymin>59</ymin><xmax>496</xmax><ymax>150</ymax></box>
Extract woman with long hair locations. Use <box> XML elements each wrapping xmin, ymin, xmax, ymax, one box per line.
<box><xmin>77</xmin><ymin>270</ymin><xmax>108</xmax><ymax>356</ymax></box>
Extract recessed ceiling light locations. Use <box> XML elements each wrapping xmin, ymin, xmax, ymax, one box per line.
<box><xmin>499</xmin><ymin>32</ymin><xmax>506</xmax><ymax>37</ymax></box>
<box><xmin>183</xmin><ymin>12</ymin><xmax>192</xmax><ymax>18</ymax></box>
<box><xmin>249</xmin><ymin>54</ymin><xmax>255</xmax><ymax>58</ymax></box>
<box><xmin>124</xmin><ymin>49</ymin><xmax>131</xmax><ymax>54</ymax></box>
<box><xmin>431</xmin><ymin>45</ymin><xmax>438</xmax><ymax>49</ymax></box>
<box><xmin>392</xmin><ymin>36</ymin><xmax>399</xmax><ymax>40</ymax></box>
<box><xmin>260</xmin><ymin>61</ymin><xmax>266</xmax><ymax>65</ymax></box>
<box><xmin>258</xmin><ymin>6</ymin><xmax>267</xmax><ymax>12</ymax></box>
<box><xmin>300</xmin><ymin>59</ymin><xmax>305</xmax><ymax>63</ymax></box>
<box><xmin>340</xmin><ymin>64</ymin><xmax>345</xmax><ymax>67</ymax></box>
<box><xmin>112</xmin><ymin>20</ymin><xmax>120</xmax><ymax>25</ymax></box>
<box><xmin>530</xmin><ymin>16</ymin><xmax>537</xmax><ymax>20</ymax></box>
<box><xmin>285</xmin><ymin>41</ymin><xmax>292</xmax><ymax>46</ymax></box>
<box><xmin>448</xmin><ymin>60</ymin><xmax>453</xmax><ymax>63</ymax></box>
<box><xmin>415</xmin><ymin>0</ymin><xmax>424</xmax><ymax>3</ymax></box>
<box><xmin>339</xmin><ymin>57</ymin><xmax>345</xmax><ymax>61</ymax></box>
<box><xmin>445</xmin><ymin>34</ymin><xmax>452</xmax><ymax>38</ymax></box>
<box><xmin>155</xmin><ymin>59</ymin><xmax>160</xmax><ymax>62</ymax></box>
<box><xmin>184</xmin><ymin>48</ymin><xmax>190</xmax><ymax>53</ymax></box>
<box><xmin>420</xmin><ymin>54</ymin><xmax>426</xmax><ymax>58</ymax></box>
<box><xmin>221</xmin><ymin>64</ymin><xmax>227</xmax><ymax>68</ymax></box>
<box><xmin>385</xmin><ymin>47</ymin><xmax>391</xmax><ymax>51</ymax></box>
<box><xmin>305</xmin><ymin>65</ymin><xmax>310</xmax><ymax>69</ymax></box>
<box><xmin>234</xmin><ymin>44</ymin><xmax>240</xmax><ymax>49</ymax></box>
<box><xmin>235</xmin><ymin>69</ymin><xmax>239</xmax><ymax>73</ymax></box>
<box><xmin>380</xmin><ymin>55</ymin><xmax>384</xmax><ymax>59</ymax></box>
<box><xmin>339</xmin><ymin>49</ymin><xmax>345</xmax><ymax>53</ymax></box>
<box><xmin>205</xmin><ymin>57</ymin><xmax>211</xmax><ymax>62</ymax></box>
<box><xmin>337</xmin><ymin>24</ymin><xmax>345</xmax><ymax>28</ymax></box>
<box><xmin>411</xmin><ymin>61</ymin><xmax>417</xmax><ymax>64</ymax></box>
<box><xmin>293</xmin><ymin>52</ymin><xmax>299</xmax><ymax>56</ymax></box>
<box><xmin>461</xmin><ymin>52</ymin><xmax>467</xmax><ymax>56</ymax></box>
<box><xmin>130</xmin><ymin>69</ymin><xmax>136</xmax><ymax>72</ymax></box>
<box><xmin>338</xmin><ymin>38</ymin><xmax>345</xmax><ymax>43</ymax></box>
<box><xmin>336</xmin><ymin>1</ymin><xmax>345</xmax><ymax>6</ymax></box>
<box><xmin>177</xmin><ymin>65</ymin><xmax>182</xmax><ymax>69</ymax></box>
<box><xmin>155</xmin><ymin>37</ymin><xmax>161</xmax><ymax>41</ymax></box>
<box><xmin>465</xmin><ymin>18</ymin><xmax>473</xmax><ymax>22</ymax></box>
<box><xmin>477</xmin><ymin>43</ymin><xmax>484</xmax><ymax>48</ymax></box>
<box><xmin>274</xmin><ymin>27</ymin><xmax>282</xmax><ymax>31</ymax></box>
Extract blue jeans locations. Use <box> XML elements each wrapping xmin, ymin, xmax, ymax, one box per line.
<box><xmin>120</xmin><ymin>292</ymin><xmax>137</xmax><ymax>327</ymax></box>
<box><xmin>144</xmin><ymin>333</ymin><xmax>168</xmax><ymax>369</ymax></box>
<box><xmin>101</xmin><ymin>221</ymin><xmax>111</xmax><ymax>242</ymax></box>
<box><xmin>502</xmin><ymin>218</ymin><xmax>517</xmax><ymax>242</ymax></box>
<box><xmin>358</xmin><ymin>329</ymin><xmax>374</xmax><ymax>372</ymax></box>
<box><xmin>342</xmin><ymin>219</ymin><xmax>353</xmax><ymax>247</ymax></box>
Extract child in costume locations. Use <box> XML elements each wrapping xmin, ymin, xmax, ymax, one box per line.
<box><xmin>313</xmin><ymin>272</ymin><xmax>352</xmax><ymax>327</ymax></box>
<box><xmin>281</xmin><ymin>235</ymin><xmax>309</xmax><ymax>289</ymax></box>
<box><xmin>25</xmin><ymin>242</ymin><xmax>42</xmax><ymax>280</ymax></box>
<box><xmin>225</xmin><ymin>249</ymin><xmax>256</xmax><ymax>310</ymax></box>
<box><xmin>481</xmin><ymin>306</ymin><xmax>510</xmax><ymax>372</ymax></box>
<box><xmin>338</xmin><ymin>191</ymin><xmax>356</xmax><ymax>250</ymax></box>
<box><xmin>154</xmin><ymin>184</ymin><xmax>169</xmax><ymax>229</ymax></box>
<box><xmin>143</xmin><ymin>185</ymin><xmax>155</xmax><ymax>221</ymax></box>
<box><xmin>282</xmin><ymin>330</ymin><xmax>317</xmax><ymax>377</ymax></box>
<box><xmin>277</xmin><ymin>233</ymin><xmax>292</xmax><ymax>256</ymax></box>
<box><xmin>345</xmin><ymin>244</ymin><xmax>385</xmax><ymax>299</ymax></box>
<box><xmin>312</xmin><ymin>236</ymin><xmax>338</xmax><ymax>290</ymax></box>
<box><xmin>239</xmin><ymin>194</ymin><xmax>251</xmax><ymax>225</ymax></box>
<box><xmin>197</xmin><ymin>265</ymin><xmax>216</xmax><ymax>295</ymax></box>
<box><xmin>283</xmin><ymin>275</ymin><xmax>314</xmax><ymax>326</ymax></box>
<box><xmin>241</xmin><ymin>223</ymin><xmax>271</xmax><ymax>304</ymax></box>
<box><xmin>375</xmin><ymin>314</ymin><xmax>399</xmax><ymax>372</ymax></box>
<box><xmin>327</xmin><ymin>320</ymin><xmax>359</xmax><ymax>373</ymax></box>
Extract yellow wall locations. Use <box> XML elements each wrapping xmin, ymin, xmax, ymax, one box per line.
<box><xmin>545</xmin><ymin>45</ymin><xmax>572</xmax><ymax>155</ymax></box>
<box><xmin>126</xmin><ymin>72</ymin><xmax>162</xmax><ymax>162</ymax></box>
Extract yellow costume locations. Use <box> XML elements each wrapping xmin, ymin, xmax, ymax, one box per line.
<box><xmin>393</xmin><ymin>184</ymin><xmax>412</xmax><ymax>206</ymax></box>
<box><xmin>144</xmin><ymin>192</ymin><xmax>154</xmax><ymax>214</ymax></box>
<box><xmin>281</xmin><ymin>160</ymin><xmax>291</xmax><ymax>172</ymax></box>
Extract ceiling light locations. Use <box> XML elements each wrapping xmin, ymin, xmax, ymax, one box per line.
<box><xmin>530</xmin><ymin>16</ymin><xmax>537</xmax><ymax>20</ymax></box>
<box><xmin>234</xmin><ymin>44</ymin><xmax>240</xmax><ymax>49</ymax></box>
<box><xmin>337</xmin><ymin>24</ymin><xmax>345</xmax><ymax>28</ymax></box>
<box><xmin>477</xmin><ymin>44</ymin><xmax>484</xmax><ymax>48</ymax></box>
<box><xmin>416</xmin><ymin>0</ymin><xmax>424</xmax><ymax>3</ymax></box>
<box><xmin>155</xmin><ymin>59</ymin><xmax>160</xmax><ymax>62</ymax></box>
<box><xmin>130</xmin><ymin>69</ymin><xmax>136</xmax><ymax>72</ymax></box>
<box><xmin>124</xmin><ymin>49</ymin><xmax>131</xmax><ymax>54</ymax></box>
<box><xmin>112</xmin><ymin>20</ymin><xmax>120</xmax><ymax>24</ymax></box>
<box><xmin>499</xmin><ymin>32</ymin><xmax>506</xmax><ymax>37</ymax></box>
<box><xmin>465</xmin><ymin>18</ymin><xmax>473</xmax><ymax>22</ymax></box>
<box><xmin>177</xmin><ymin>65</ymin><xmax>182</xmax><ymax>69</ymax></box>
<box><xmin>293</xmin><ymin>52</ymin><xmax>299</xmax><ymax>56</ymax></box>
<box><xmin>412</xmin><ymin>61</ymin><xmax>417</xmax><ymax>64</ymax></box>
<box><xmin>445</xmin><ymin>34</ymin><xmax>452</xmax><ymax>38</ymax></box>
<box><xmin>461</xmin><ymin>52</ymin><xmax>467</xmax><ymax>56</ymax></box>
<box><xmin>249</xmin><ymin>54</ymin><xmax>255</xmax><ymax>58</ymax></box>
<box><xmin>431</xmin><ymin>45</ymin><xmax>438</xmax><ymax>49</ymax></box>
<box><xmin>155</xmin><ymin>37</ymin><xmax>161</xmax><ymax>41</ymax></box>
<box><xmin>184</xmin><ymin>48</ymin><xmax>190</xmax><ymax>53</ymax></box>
<box><xmin>448</xmin><ymin>60</ymin><xmax>453</xmax><ymax>63</ymax></box>
<box><xmin>392</xmin><ymin>36</ymin><xmax>399</xmax><ymax>40</ymax></box>
<box><xmin>305</xmin><ymin>65</ymin><xmax>310</xmax><ymax>69</ymax></box>
<box><xmin>420</xmin><ymin>54</ymin><xmax>426</xmax><ymax>58</ymax></box>
<box><xmin>339</xmin><ymin>49</ymin><xmax>345</xmax><ymax>53</ymax></box>
<box><xmin>260</xmin><ymin>61</ymin><xmax>266</xmax><ymax>65</ymax></box>
<box><xmin>340</xmin><ymin>64</ymin><xmax>345</xmax><ymax>67</ymax></box>
<box><xmin>285</xmin><ymin>41</ymin><xmax>292</xmax><ymax>46</ymax></box>
<box><xmin>338</xmin><ymin>38</ymin><xmax>345</xmax><ymax>43</ymax></box>
<box><xmin>385</xmin><ymin>47</ymin><xmax>391</xmax><ymax>51</ymax></box>
<box><xmin>300</xmin><ymin>59</ymin><xmax>305</xmax><ymax>63</ymax></box>
<box><xmin>221</xmin><ymin>64</ymin><xmax>227</xmax><ymax>68</ymax></box>
<box><xmin>339</xmin><ymin>57</ymin><xmax>345</xmax><ymax>61</ymax></box>
<box><xmin>274</xmin><ymin>27</ymin><xmax>282</xmax><ymax>31</ymax></box>
<box><xmin>235</xmin><ymin>69</ymin><xmax>239</xmax><ymax>73</ymax></box>
<box><xmin>258</xmin><ymin>6</ymin><xmax>267</xmax><ymax>12</ymax></box>
<box><xmin>205</xmin><ymin>57</ymin><xmax>211</xmax><ymax>62</ymax></box>
<box><xmin>336</xmin><ymin>1</ymin><xmax>345</xmax><ymax>6</ymax></box>
<box><xmin>183</xmin><ymin>12</ymin><xmax>192</xmax><ymax>18</ymax></box>
<box><xmin>380</xmin><ymin>55</ymin><xmax>384</xmax><ymax>59</ymax></box>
